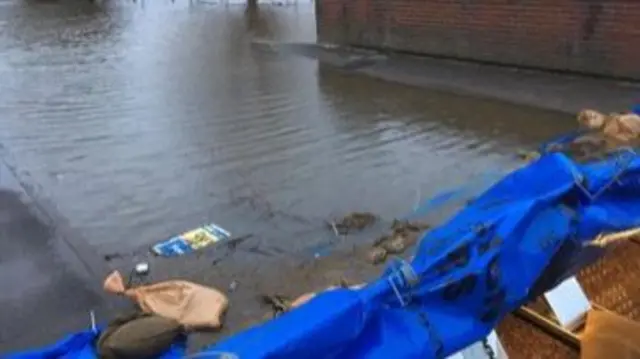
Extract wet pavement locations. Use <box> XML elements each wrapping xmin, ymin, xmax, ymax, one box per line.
<box><xmin>0</xmin><ymin>160</ymin><xmax>111</xmax><ymax>353</ymax></box>
<box><xmin>0</xmin><ymin>0</ymin><xmax>619</xmax><ymax>353</ymax></box>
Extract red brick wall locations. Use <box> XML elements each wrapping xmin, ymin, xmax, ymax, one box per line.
<box><xmin>316</xmin><ymin>0</ymin><xmax>640</xmax><ymax>80</ymax></box>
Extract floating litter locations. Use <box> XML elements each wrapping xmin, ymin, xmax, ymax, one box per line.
<box><xmin>151</xmin><ymin>223</ymin><xmax>231</xmax><ymax>257</ymax></box>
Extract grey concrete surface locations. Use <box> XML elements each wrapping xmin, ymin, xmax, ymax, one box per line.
<box><xmin>362</xmin><ymin>54</ymin><xmax>639</xmax><ymax>115</ymax></box>
<box><xmin>293</xmin><ymin>42</ymin><xmax>639</xmax><ymax>115</ymax></box>
<box><xmin>0</xmin><ymin>161</ymin><xmax>112</xmax><ymax>354</ymax></box>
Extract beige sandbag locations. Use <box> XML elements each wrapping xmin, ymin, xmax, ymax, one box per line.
<box><xmin>103</xmin><ymin>270</ymin><xmax>228</xmax><ymax>330</ymax></box>
<box><xmin>578</xmin><ymin>109</ymin><xmax>640</xmax><ymax>144</ymax></box>
<box><xmin>581</xmin><ymin>309</ymin><xmax>640</xmax><ymax>359</ymax></box>
<box><xmin>603</xmin><ymin>113</ymin><xmax>640</xmax><ymax>143</ymax></box>
<box><xmin>578</xmin><ymin>109</ymin><xmax>608</xmax><ymax>130</ymax></box>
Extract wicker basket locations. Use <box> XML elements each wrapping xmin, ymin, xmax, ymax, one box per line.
<box><xmin>497</xmin><ymin>240</ymin><xmax>640</xmax><ymax>359</ymax></box>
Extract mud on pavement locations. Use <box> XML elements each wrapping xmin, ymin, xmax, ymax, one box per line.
<box><xmin>101</xmin><ymin>214</ymin><xmax>431</xmax><ymax>352</ymax></box>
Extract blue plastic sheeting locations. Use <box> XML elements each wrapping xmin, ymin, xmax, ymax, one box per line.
<box><xmin>6</xmin><ymin>328</ymin><xmax>187</xmax><ymax>359</ymax></box>
<box><xmin>408</xmin><ymin>168</ymin><xmax>507</xmax><ymax>220</ymax></box>
<box><xmin>204</xmin><ymin>150</ymin><xmax>640</xmax><ymax>359</ymax></box>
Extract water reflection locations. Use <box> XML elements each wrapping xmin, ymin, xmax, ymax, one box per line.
<box><xmin>0</xmin><ymin>1</ymin><xmax>571</xmax><ymax>254</ymax></box>
<box><xmin>316</xmin><ymin>66</ymin><xmax>575</xmax><ymax>148</ymax></box>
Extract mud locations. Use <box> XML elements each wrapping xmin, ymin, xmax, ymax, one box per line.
<box><xmin>368</xmin><ymin>219</ymin><xmax>431</xmax><ymax>264</ymax></box>
<box><xmin>260</xmin><ymin>277</ymin><xmax>362</xmax><ymax>318</ymax></box>
<box><xmin>184</xmin><ymin>244</ymin><xmax>381</xmax><ymax>350</ymax></box>
<box><xmin>98</xmin><ymin>213</ymin><xmax>433</xmax><ymax>352</ymax></box>
<box><xmin>100</xmin><ymin>219</ymin><xmax>407</xmax><ymax>352</ymax></box>
<box><xmin>329</xmin><ymin>212</ymin><xmax>377</xmax><ymax>235</ymax></box>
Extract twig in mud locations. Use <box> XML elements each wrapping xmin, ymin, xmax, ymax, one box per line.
<box><xmin>208</xmin><ymin>234</ymin><xmax>257</xmax><ymax>266</ymax></box>
<box><xmin>259</xmin><ymin>294</ymin><xmax>291</xmax><ymax>317</ymax></box>
<box><xmin>226</xmin><ymin>234</ymin><xmax>254</xmax><ymax>250</ymax></box>
<box><xmin>244</xmin><ymin>245</ymin><xmax>273</xmax><ymax>257</ymax></box>
<box><xmin>103</xmin><ymin>249</ymin><xmax>146</xmax><ymax>262</ymax></box>
<box><xmin>328</xmin><ymin>212</ymin><xmax>377</xmax><ymax>236</ymax></box>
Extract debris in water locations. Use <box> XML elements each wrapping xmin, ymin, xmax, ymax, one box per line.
<box><xmin>328</xmin><ymin>212</ymin><xmax>377</xmax><ymax>235</ymax></box>
<box><xmin>368</xmin><ymin>247</ymin><xmax>388</xmax><ymax>265</ymax></box>
<box><xmin>151</xmin><ymin>223</ymin><xmax>232</xmax><ymax>257</ymax></box>
<box><xmin>259</xmin><ymin>294</ymin><xmax>291</xmax><ymax>317</ymax></box>
<box><xmin>546</xmin><ymin>138</ymin><xmax>612</xmax><ymax>163</ymax></box>
<box><xmin>516</xmin><ymin>149</ymin><xmax>541</xmax><ymax>162</ymax></box>
<box><xmin>382</xmin><ymin>236</ymin><xmax>406</xmax><ymax>254</ymax></box>
<box><xmin>103</xmin><ymin>253</ymin><xmax>123</xmax><ymax>262</ymax></box>
<box><xmin>368</xmin><ymin>219</ymin><xmax>430</xmax><ymax>265</ymax></box>
<box><xmin>261</xmin><ymin>280</ymin><xmax>365</xmax><ymax>318</ymax></box>
<box><xmin>226</xmin><ymin>234</ymin><xmax>254</xmax><ymax>250</ymax></box>
<box><xmin>229</xmin><ymin>280</ymin><xmax>239</xmax><ymax>293</ymax></box>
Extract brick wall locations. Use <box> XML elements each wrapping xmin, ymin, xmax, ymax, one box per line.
<box><xmin>316</xmin><ymin>0</ymin><xmax>640</xmax><ymax>80</ymax></box>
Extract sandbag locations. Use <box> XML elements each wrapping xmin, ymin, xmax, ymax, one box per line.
<box><xmin>578</xmin><ymin>109</ymin><xmax>640</xmax><ymax>145</ymax></box>
<box><xmin>97</xmin><ymin>312</ymin><xmax>183</xmax><ymax>359</ymax></box>
<box><xmin>581</xmin><ymin>309</ymin><xmax>640</xmax><ymax>359</ymax></box>
<box><xmin>103</xmin><ymin>270</ymin><xmax>228</xmax><ymax>330</ymax></box>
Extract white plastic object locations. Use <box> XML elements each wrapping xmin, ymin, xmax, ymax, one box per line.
<box><xmin>543</xmin><ymin>276</ymin><xmax>591</xmax><ymax>330</ymax></box>
<box><xmin>135</xmin><ymin>262</ymin><xmax>150</xmax><ymax>275</ymax></box>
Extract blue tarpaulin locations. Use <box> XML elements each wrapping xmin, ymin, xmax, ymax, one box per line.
<box><xmin>203</xmin><ymin>149</ymin><xmax>640</xmax><ymax>359</ymax></box>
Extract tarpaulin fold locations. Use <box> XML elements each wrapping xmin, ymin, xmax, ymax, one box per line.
<box><xmin>205</xmin><ymin>151</ymin><xmax>640</xmax><ymax>359</ymax></box>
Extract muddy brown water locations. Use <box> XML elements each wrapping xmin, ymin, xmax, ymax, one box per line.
<box><xmin>0</xmin><ymin>1</ymin><xmax>574</xmax><ymax>259</ymax></box>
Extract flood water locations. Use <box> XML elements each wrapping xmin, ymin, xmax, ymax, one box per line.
<box><xmin>0</xmin><ymin>0</ymin><xmax>574</xmax><ymax>255</ymax></box>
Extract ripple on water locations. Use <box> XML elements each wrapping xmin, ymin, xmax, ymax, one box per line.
<box><xmin>0</xmin><ymin>0</ymin><xmax>573</xmax><ymax>253</ymax></box>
